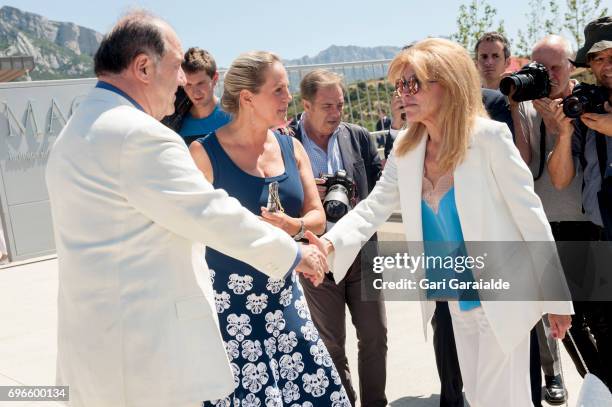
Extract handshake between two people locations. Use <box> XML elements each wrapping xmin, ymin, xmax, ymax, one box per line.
<box><xmin>293</xmin><ymin>231</ymin><xmax>573</xmax><ymax>340</ymax></box>
<box><xmin>294</xmin><ymin>231</ymin><xmax>334</xmax><ymax>288</ymax></box>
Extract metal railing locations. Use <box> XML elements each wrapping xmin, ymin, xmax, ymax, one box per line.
<box><xmin>0</xmin><ymin>56</ymin><xmax>35</xmax><ymax>82</ymax></box>
<box><xmin>214</xmin><ymin>59</ymin><xmax>395</xmax><ymax>132</ymax></box>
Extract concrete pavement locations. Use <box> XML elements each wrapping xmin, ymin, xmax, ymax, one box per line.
<box><xmin>0</xmin><ymin>225</ymin><xmax>585</xmax><ymax>406</ymax></box>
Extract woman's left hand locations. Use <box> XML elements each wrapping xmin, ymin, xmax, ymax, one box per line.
<box><xmin>260</xmin><ymin>207</ymin><xmax>300</xmax><ymax>236</ymax></box>
<box><xmin>548</xmin><ymin>314</ymin><xmax>572</xmax><ymax>340</ymax></box>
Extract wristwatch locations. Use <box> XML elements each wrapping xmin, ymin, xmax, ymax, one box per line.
<box><xmin>293</xmin><ymin>219</ymin><xmax>306</xmax><ymax>241</ymax></box>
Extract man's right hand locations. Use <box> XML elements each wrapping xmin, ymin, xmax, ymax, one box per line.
<box><xmin>295</xmin><ymin>242</ymin><xmax>327</xmax><ymax>287</ymax></box>
<box><xmin>548</xmin><ymin>98</ymin><xmax>574</xmax><ymax>139</ymax></box>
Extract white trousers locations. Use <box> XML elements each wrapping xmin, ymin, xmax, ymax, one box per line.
<box><xmin>448</xmin><ymin>301</ymin><xmax>532</xmax><ymax>407</ymax></box>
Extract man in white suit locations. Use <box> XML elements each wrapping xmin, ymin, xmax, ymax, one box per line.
<box><xmin>46</xmin><ymin>11</ymin><xmax>326</xmax><ymax>407</ymax></box>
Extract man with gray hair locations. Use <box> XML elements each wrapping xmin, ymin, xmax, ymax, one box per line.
<box><xmin>510</xmin><ymin>34</ymin><xmax>586</xmax><ymax>405</ymax></box>
<box><xmin>46</xmin><ymin>11</ymin><xmax>327</xmax><ymax>407</ymax></box>
<box><xmin>289</xmin><ymin>69</ymin><xmax>387</xmax><ymax>407</ymax></box>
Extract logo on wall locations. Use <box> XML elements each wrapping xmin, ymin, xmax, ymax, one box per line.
<box><xmin>1</xmin><ymin>96</ymin><xmax>86</xmax><ymax>162</ymax></box>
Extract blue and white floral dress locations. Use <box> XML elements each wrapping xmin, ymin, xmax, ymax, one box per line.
<box><xmin>199</xmin><ymin>133</ymin><xmax>350</xmax><ymax>407</ymax></box>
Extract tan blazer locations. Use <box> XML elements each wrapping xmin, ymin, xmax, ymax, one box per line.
<box><xmin>324</xmin><ymin>117</ymin><xmax>573</xmax><ymax>353</ymax></box>
<box><xmin>46</xmin><ymin>88</ymin><xmax>299</xmax><ymax>407</ymax></box>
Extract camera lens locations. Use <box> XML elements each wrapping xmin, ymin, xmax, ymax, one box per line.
<box><xmin>323</xmin><ymin>184</ymin><xmax>351</xmax><ymax>223</ymax></box>
<box><xmin>562</xmin><ymin>96</ymin><xmax>584</xmax><ymax>119</ymax></box>
<box><xmin>324</xmin><ymin>200</ymin><xmax>349</xmax><ymax>223</ymax></box>
<box><xmin>499</xmin><ymin>76</ymin><xmax>517</xmax><ymax>97</ymax></box>
<box><xmin>499</xmin><ymin>62</ymin><xmax>550</xmax><ymax>102</ymax></box>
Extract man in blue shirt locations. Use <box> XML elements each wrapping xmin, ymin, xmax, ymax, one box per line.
<box><xmin>164</xmin><ymin>47</ymin><xmax>231</xmax><ymax>145</ymax></box>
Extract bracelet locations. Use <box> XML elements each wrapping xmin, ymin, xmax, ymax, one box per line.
<box><xmin>293</xmin><ymin>219</ymin><xmax>306</xmax><ymax>241</ymax></box>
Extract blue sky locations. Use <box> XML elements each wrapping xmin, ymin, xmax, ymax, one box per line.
<box><xmin>2</xmin><ymin>0</ymin><xmax>581</xmax><ymax>66</ymax></box>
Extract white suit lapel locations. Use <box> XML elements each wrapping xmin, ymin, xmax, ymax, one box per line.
<box><xmin>397</xmin><ymin>134</ymin><xmax>427</xmax><ymax>242</ymax></box>
<box><xmin>454</xmin><ymin>132</ymin><xmax>484</xmax><ymax>241</ymax></box>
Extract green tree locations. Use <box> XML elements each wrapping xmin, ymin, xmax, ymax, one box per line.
<box><xmin>515</xmin><ymin>0</ymin><xmax>561</xmax><ymax>56</ymax></box>
<box><xmin>452</xmin><ymin>0</ymin><xmax>506</xmax><ymax>53</ymax></box>
<box><xmin>563</xmin><ymin>0</ymin><xmax>608</xmax><ymax>49</ymax></box>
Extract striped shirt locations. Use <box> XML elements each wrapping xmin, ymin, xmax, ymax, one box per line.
<box><xmin>299</xmin><ymin>115</ymin><xmax>344</xmax><ymax>178</ymax></box>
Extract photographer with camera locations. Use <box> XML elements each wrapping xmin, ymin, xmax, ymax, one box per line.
<box><xmin>547</xmin><ymin>16</ymin><xmax>612</xmax><ymax>391</ymax></box>
<box><xmin>288</xmin><ymin>69</ymin><xmax>387</xmax><ymax>407</ymax></box>
<box><xmin>501</xmin><ymin>35</ymin><xmax>586</xmax><ymax>405</ymax></box>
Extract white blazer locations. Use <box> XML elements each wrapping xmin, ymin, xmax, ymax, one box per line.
<box><xmin>46</xmin><ymin>88</ymin><xmax>300</xmax><ymax>407</ymax></box>
<box><xmin>324</xmin><ymin>117</ymin><xmax>573</xmax><ymax>353</ymax></box>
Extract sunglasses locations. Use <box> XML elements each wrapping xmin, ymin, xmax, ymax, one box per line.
<box><xmin>394</xmin><ymin>75</ymin><xmax>437</xmax><ymax>96</ymax></box>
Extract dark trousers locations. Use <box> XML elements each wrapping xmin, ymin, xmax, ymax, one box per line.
<box><xmin>529</xmin><ymin>329</ymin><xmax>543</xmax><ymax>406</ymax></box>
<box><xmin>299</xmin><ymin>256</ymin><xmax>388</xmax><ymax>407</ymax></box>
<box><xmin>561</xmin><ymin>301</ymin><xmax>612</xmax><ymax>390</ymax></box>
<box><xmin>550</xmin><ymin>221</ymin><xmax>612</xmax><ymax>390</ymax></box>
<box><xmin>432</xmin><ymin>301</ymin><xmax>542</xmax><ymax>407</ymax></box>
<box><xmin>431</xmin><ymin>302</ymin><xmax>463</xmax><ymax>407</ymax></box>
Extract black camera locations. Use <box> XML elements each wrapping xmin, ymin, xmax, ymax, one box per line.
<box><xmin>321</xmin><ymin>170</ymin><xmax>355</xmax><ymax>223</ymax></box>
<box><xmin>500</xmin><ymin>62</ymin><xmax>551</xmax><ymax>102</ymax></box>
<box><xmin>562</xmin><ymin>83</ymin><xmax>609</xmax><ymax>119</ymax></box>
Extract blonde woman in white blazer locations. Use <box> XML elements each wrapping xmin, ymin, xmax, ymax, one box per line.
<box><xmin>315</xmin><ymin>38</ymin><xmax>573</xmax><ymax>407</ymax></box>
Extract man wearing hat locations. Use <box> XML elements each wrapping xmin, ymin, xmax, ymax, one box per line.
<box><xmin>548</xmin><ymin>15</ymin><xmax>612</xmax><ymax>391</ymax></box>
<box><xmin>574</xmin><ymin>16</ymin><xmax>612</xmax><ymax>139</ymax></box>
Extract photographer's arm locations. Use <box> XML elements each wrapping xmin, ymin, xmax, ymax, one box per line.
<box><xmin>503</xmin><ymin>83</ymin><xmax>533</xmax><ymax>164</ymax></box>
<box><xmin>511</xmin><ymin>101</ymin><xmax>532</xmax><ymax>165</ymax></box>
<box><xmin>547</xmin><ymin>100</ymin><xmax>576</xmax><ymax>190</ymax></box>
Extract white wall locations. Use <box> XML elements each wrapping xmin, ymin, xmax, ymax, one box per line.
<box><xmin>0</xmin><ymin>78</ymin><xmax>96</xmax><ymax>262</ymax></box>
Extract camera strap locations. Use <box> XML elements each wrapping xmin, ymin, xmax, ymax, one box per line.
<box><xmin>534</xmin><ymin>120</ymin><xmax>547</xmax><ymax>181</ymax></box>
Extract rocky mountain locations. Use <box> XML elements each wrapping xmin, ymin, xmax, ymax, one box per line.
<box><xmin>0</xmin><ymin>5</ymin><xmax>400</xmax><ymax>82</ymax></box>
<box><xmin>0</xmin><ymin>5</ymin><xmax>102</xmax><ymax>80</ymax></box>
<box><xmin>283</xmin><ymin>44</ymin><xmax>401</xmax><ymax>66</ymax></box>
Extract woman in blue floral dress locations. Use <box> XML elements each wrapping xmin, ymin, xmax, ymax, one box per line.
<box><xmin>190</xmin><ymin>51</ymin><xmax>350</xmax><ymax>407</ymax></box>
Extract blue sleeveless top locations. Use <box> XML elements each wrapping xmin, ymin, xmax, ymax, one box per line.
<box><xmin>422</xmin><ymin>187</ymin><xmax>481</xmax><ymax>311</ymax></box>
<box><xmin>197</xmin><ymin>132</ymin><xmax>304</xmax><ymax>272</ymax></box>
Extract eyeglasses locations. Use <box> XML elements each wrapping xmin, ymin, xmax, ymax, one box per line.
<box><xmin>394</xmin><ymin>75</ymin><xmax>437</xmax><ymax>96</ymax></box>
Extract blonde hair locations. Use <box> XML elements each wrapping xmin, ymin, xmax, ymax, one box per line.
<box><xmin>221</xmin><ymin>51</ymin><xmax>281</xmax><ymax>114</ymax></box>
<box><xmin>300</xmin><ymin>69</ymin><xmax>345</xmax><ymax>102</ymax></box>
<box><xmin>388</xmin><ymin>38</ymin><xmax>487</xmax><ymax>173</ymax></box>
